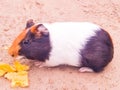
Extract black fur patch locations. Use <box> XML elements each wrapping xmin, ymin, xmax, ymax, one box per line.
<box><xmin>19</xmin><ymin>31</ymin><xmax>51</xmax><ymax>62</ymax></box>
<box><xmin>26</xmin><ymin>19</ymin><xmax>35</xmax><ymax>29</ymax></box>
<box><xmin>80</xmin><ymin>29</ymin><xmax>114</xmax><ymax>72</ymax></box>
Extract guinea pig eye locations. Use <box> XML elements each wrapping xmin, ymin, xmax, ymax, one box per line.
<box><xmin>23</xmin><ymin>40</ymin><xmax>30</xmax><ymax>44</ymax></box>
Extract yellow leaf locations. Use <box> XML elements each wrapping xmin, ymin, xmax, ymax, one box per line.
<box><xmin>13</xmin><ymin>60</ymin><xmax>29</xmax><ymax>71</ymax></box>
<box><xmin>4</xmin><ymin>71</ymin><xmax>29</xmax><ymax>87</ymax></box>
<box><xmin>0</xmin><ymin>60</ymin><xmax>29</xmax><ymax>87</ymax></box>
<box><xmin>0</xmin><ymin>63</ymin><xmax>16</xmax><ymax>72</ymax></box>
<box><xmin>0</xmin><ymin>70</ymin><xmax>6</xmax><ymax>76</ymax></box>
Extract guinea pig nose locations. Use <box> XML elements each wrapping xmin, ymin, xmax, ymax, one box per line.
<box><xmin>11</xmin><ymin>54</ymin><xmax>14</xmax><ymax>57</ymax></box>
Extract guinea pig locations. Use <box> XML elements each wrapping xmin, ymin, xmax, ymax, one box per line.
<box><xmin>8</xmin><ymin>19</ymin><xmax>114</xmax><ymax>73</ymax></box>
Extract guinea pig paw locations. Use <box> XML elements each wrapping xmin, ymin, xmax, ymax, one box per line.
<box><xmin>15</xmin><ymin>56</ymin><xmax>26</xmax><ymax>60</ymax></box>
<box><xmin>34</xmin><ymin>61</ymin><xmax>43</xmax><ymax>66</ymax></box>
<box><xmin>79</xmin><ymin>67</ymin><xmax>94</xmax><ymax>73</ymax></box>
<box><xmin>34</xmin><ymin>61</ymin><xmax>46</xmax><ymax>68</ymax></box>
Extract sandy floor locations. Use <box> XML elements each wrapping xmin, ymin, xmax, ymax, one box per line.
<box><xmin>0</xmin><ymin>0</ymin><xmax>120</xmax><ymax>90</ymax></box>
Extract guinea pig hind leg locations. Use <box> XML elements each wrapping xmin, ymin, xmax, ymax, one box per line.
<box><xmin>79</xmin><ymin>67</ymin><xmax>94</xmax><ymax>73</ymax></box>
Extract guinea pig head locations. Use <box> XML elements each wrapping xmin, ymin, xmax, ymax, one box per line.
<box><xmin>8</xmin><ymin>19</ymin><xmax>49</xmax><ymax>57</ymax></box>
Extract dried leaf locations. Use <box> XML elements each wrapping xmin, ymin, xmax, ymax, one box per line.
<box><xmin>0</xmin><ymin>60</ymin><xmax>29</xmax><ymax>87</ymax></box>
<box><xmin>0</xmin><ymin>63</ymin><xmax>16</xmax><ymax>72</ymax></box>
<box><xmin>13</xmin><ymin>60</ymin><xmax>29</xmax><ymax>71</ymax></box>
<box><xmin>4</xmin><ymin>71</ymin><xmax>29</xmax><ymax>87</ymax></box>
<box><xmin>0</xmin><ymin>70</ymin><xmax>6</xmax><ymax>76</ymax></box>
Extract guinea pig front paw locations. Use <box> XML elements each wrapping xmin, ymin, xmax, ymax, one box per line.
<box><xmin>15</xmin><ymin>56</ymin><xmax>26</xmax><ymax>60</ymax></box>
<box><xmin>34</xmin><ymin>61</ymin><xmax>46</xmax><ymax>68</ymax></box>
<box><xmin>34</xmin><ymin>61</ymin><xmax>43</xmax><ymax>66</ymax></box>
<box><xmin>79</xmin><ymin>67</ymin><xmax>94</xmax><ymax>73</ymax></box>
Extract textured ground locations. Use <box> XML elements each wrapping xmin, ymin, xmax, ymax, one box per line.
<box><xmin>0</xmin><ymin>0</ymin><xmax>120</xmax><ymax>90</ymax></box>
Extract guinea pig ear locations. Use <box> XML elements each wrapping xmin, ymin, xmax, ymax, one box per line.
<box><xmin>37</xmin><ymin>24</ymin><xmax>49</xmax><ymax>37</ymax></box>
<box><xmin>25</xmin><ymin>19</ymin><xmax>35</xmax><ymax>29</ymax></box>
<box><xmin>29</xmin><ymin>24</ymin><xmax>49</xmax><ymax>38</ymax></box>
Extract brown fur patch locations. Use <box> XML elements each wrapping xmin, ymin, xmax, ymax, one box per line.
<box><xmin>8</xmin><ymin>29</ymin><xmax>28</xmax><ymax>57</ymax></box>
<box><xmin>30</xmin><ymin>25</ymin><xmax>38</xmax><ymax>34</ymax></box>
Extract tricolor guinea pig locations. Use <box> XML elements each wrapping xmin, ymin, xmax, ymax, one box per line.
<box><xmin>8</xmin><ymin>19</ymin><xmax>114</xmax><ymax>72</ymax></box>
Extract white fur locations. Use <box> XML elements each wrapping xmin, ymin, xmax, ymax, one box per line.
<box><xmin>41</xmin><ymin>22</ymin><xmax>101</xmax><ymax>67</ymax></box>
